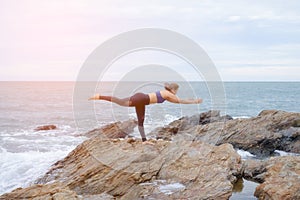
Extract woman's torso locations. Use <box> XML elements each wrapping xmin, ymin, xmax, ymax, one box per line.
<box><xmin>148</xmin><ymin>90</ymin><xmax>169</xmax><ymax>104</ymax></box>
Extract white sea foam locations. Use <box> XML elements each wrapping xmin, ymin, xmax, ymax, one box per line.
<box><xmin>237</xmin><ymin>149</ymin><xmax>256</xmax><ymax>159</ymax></box>
<box><xmin>159</xmin><ymin>183</ymin><xmax>186</xmax><ymax>195</ymax></box>
<box><xmin>237</xmin><ymin>149</ymin><xmax>299</xmax><ymax>160</ymax></box>
<box><xmin>232</xmin><ymin>116</ymin><xmax>251</xmax><ymax>119</ymax></box>
<box><xmin>0</xmin><ymin>126</ymin><xmax>86</xmax><ymax>195</ymax></box>
<box><xmin>0</xmin><ymin>148</ymin><xmax>75</xmax><ymax>195</ymax></box>
<box><xmin>275</xmin><ymin>150</ymin><xmax>300</xmax><ymax>156</ymax></box>
<box><xmin>163</xmin><ymin>114</ymin><xmax>180</xmax><ymax>124</ymax></box>
<box><xmin>139</xmin><ymin>180</ymin><xmax>185</xmax><ymax>195</ymax></box>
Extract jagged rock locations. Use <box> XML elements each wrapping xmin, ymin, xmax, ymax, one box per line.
<box><xmin>242</xmin><ymin>159</ymin><xmax>266</xmax><ymax>183</ymax></box>
<box><xmin>199</xmin><ymin>110</ymin><xmax>233</xmax><ymax>125</ymax></box>
<box><xmin>254</xmin><ymin>156</ymin><xmax>300</xmax><ymax>200</ymax></box>
<box><xmin>82</xmin><ymin>119</ymin><xmax>137</xmax><ymax>138</ymax></box>
<box><xmin>219</xmin><ymin>110</ymin><xmax>300</xmax><ymax>156</ymax></box>
<box><xmin>241</xmin><ymin>156</ymin><xmax>300</xmax><ymax>200</ymax></box>
<box><xmin>150</xmin><ymin>110</ymin><xmax>233</xmax><ymax>140</ymax></box>
<box><xmin>169</xmin><ymin>110</ymin><xmax>300</xmax><ymax>157</ymax></box>
<box><xmin>0</xmin><ymin>182</ymin><xmax>79</xmax><ymax>200</ymax></box>
<box><xmin>31</xmin><ymin>135</ymin><xmax>241</xmax><ymax>199</ymax></box>
<box><xmin>34</xmin><ymin>125</ymin><xmax>57</xmax><ymax>131</ymax></box>
<box><xmin>155</xmin><ymin>126</ymin><xmax>179</xmax><ymax>140</ymax></box>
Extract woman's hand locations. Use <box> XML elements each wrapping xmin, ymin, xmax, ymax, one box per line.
<box><xmin>195</xmin><ymin>98</ymin><xmax>203</xmax><ymax>104</ymax></box>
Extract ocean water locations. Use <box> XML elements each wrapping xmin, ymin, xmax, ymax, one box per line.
<box><xmin>0</xmin><ymin>81</ymin><xmax>299</xmax><ymax>196</ymax></box>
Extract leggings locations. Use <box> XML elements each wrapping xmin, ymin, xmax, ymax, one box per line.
<box><xmin>99</xmin><ymin>93</ymin><xmax>150</xmax><ymax>141</ymax></box>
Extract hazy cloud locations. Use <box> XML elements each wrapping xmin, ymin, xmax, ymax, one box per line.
<box><xmin>0</xmin><ymin>0</ymin><xmax>299</xmax><ymax>81</ymax></box>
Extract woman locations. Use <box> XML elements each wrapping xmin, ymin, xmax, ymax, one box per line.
<box><xmin>89</xmin><ymin>83</ymin><xmax>202</xmax><ymax>142</ymax></box>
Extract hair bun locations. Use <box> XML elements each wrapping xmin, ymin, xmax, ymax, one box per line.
<box><xmin>164</xmin><ymin>82</ymin><xmax>171</xmax><ymax>89</ymax></box>
<box><xmin>164</xmin><ymin>82</ymin><xmax>179</xmax><ymax>91</ymax></box>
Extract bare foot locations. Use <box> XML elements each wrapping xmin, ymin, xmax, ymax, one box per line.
<box><xmin>88</xmin><ymin>94</ymin><xmax>100</xmax><ymax>100</ymax></box>
<box><xmin>142</xmin><ymin>140</ymin><xmax>155</xmax><ymax>145</ymax></box>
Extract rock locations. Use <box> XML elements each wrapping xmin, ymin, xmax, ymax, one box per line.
<box><xmin>31</xmin><ymin>135</ymin><xmax>242</xmax><ymax>199</ymax></box>
<box><xmin>124</xmin><ymin>139</ymin><xmax>242</xmax><ymax>199</ymax></box>
<box><xmin>34</xmin><ymin>125</ymin><xmax>57</xmax><ymax>131</ymax></box>
<box><xmin>0</xmin><ymin>182</ymin><xmax>79</xmax><ymax>200</ymax></box>
<box><xmin>254</xmin><ymin>156</ymin><xmax>300</xmax><ymax>200</ymax></box>
<box><xmin>150</xmin><ymin>110</ymin><xmax>233</xmax><ymax>140</ymax></box>
<box><xmin>177</xmin><ymin>110</ymin><xmax>300</xmax><ymax>157</ymax></box>
<box><xmin>242</xmin><ymin>159</ymin><xmax>266</xmax><ymax>183</ymax></box>
<box><xmin>2</xmin><ymin>110</ymin><xmax>300</xmax><ymax>200</ymax></box>
<box><xmin>221</xmin><ymin>110</ymin><xmax>300</xmax><ymax>156</ymax></box>
<box><xmin>155</xmin><ymin>126</ymin><xmax>179</xmax><ymax>140</ymax></box>
<box><xmin>199</xmin><ymin>110</ymin><xmax>233</xmax><ymax>125</ymax></box>
<box><xmin>83</xmin><ymin>119</ymin><xmax>137</xmax><ymax>138</ymax></box>
<box><xmin>242</xmin><ymin>156</ymin><xmax>300</xmax><ymax>200</ymax></box>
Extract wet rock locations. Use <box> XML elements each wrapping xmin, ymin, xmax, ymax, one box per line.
<box><xmin>242</xmin><ymin>159</ymin><xmax>266</xmax><ymax>183</ymax></box>
<box><xmin>241</xmin><ymin>156</ymin><xmax>300</xmax><ymax>200</ymax></box>
<box><xmin>34</xmin><ymin>124</ymin><xmax>57</xmax><ymax>131</ymax></box>
<box><xmin>83</xmin><ymin>119</ymin><xmax>137</xmax><ymax>138</ymax></box>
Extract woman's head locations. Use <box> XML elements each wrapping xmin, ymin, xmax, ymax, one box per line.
<box><xmin>164</xmin><ymin>82</ymin><xmax>179</xmax><ymax>94</ymax></box>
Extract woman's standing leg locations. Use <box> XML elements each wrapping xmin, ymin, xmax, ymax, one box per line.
<box><xmin>135</xmin><ymin>105</ymin><xmax>147</xmax><ymax>141</ymax></box>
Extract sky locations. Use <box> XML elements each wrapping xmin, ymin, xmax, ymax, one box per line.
<box><xmin>0</xmin><ymin>0</ymin><xmax>300</xmax><ymax>81</ymax></box>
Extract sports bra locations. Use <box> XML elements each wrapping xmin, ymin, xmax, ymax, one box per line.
<box><xmin>156</xmin><ymin>91</ymin><xmax>166</xmax><ymax>103</ymax></box>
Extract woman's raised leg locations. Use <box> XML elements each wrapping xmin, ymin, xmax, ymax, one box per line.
<box><xmin>89</xmin><ymin>94</ymin><xmax>131</xmax><ymax>107</ymax></box>
<box><xmin>100</xmin><ymin>95</ymin><xmax>131</xmax><ymax>106</ymax></box>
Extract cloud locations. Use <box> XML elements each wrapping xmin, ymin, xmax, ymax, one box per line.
<box><xmin>0</xmin><ymin>0</ymin><xmax>299</xmax><ymax>81</ymax></box>
<box><xmin>220</xmin><ymin>66</ymin><xmax>300</xmax><ymax>81</ymax></box>
<box><xmin>227</xmin><ymin>16</ymin><xmax>242</xmax><ymax>22</ymax></box>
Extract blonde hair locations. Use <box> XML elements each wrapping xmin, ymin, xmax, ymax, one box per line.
<box><xmin>164</xmin><ymin>82</ymin><xmax>179</xmax><ymax>92</ymax></box>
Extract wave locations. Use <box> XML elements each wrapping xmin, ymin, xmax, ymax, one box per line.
<box><xmin>0</xmin><ymin>149</ymin><xmax>75</xmax><ymax>195</ymax></box>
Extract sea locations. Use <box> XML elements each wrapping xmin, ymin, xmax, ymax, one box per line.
<box><xmin>0</xmin><ymin>81</ymin><xmax>299</xmax><ymax>198</ymax></box>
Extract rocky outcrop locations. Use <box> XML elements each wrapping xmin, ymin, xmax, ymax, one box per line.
<box><xmin>2</xmin><ymin>136</ymin><xmax>242</xmax><ymax>199</ymax></box>
<box><xmin>151</xmin><ymin>110</ymin><xmax>233</xmax><ymax>140</ymax></box>
<box><xmin>242</xmin><ymin>156</ymin><xmax>300</xmax><ymax>200</ymax></box>
<box><xmin>218</xmin><ymin>110</ymin><xmax>300</xmax><ymax>157</ymax></box>
<box><xmin>34</xmin><ymin>124</ymin><xmax>57</xmax><ymax>131</ymax></box>
<box><xmin>82</xmin><ymin>119</ymin><xmax>137</xmax><ymax>138</ymax></box>
<box><xmin>1</xmin><ymin>110</ymin><xmax>300</xmax><ymax>200</ymax></box>
<box><xmin>151</xmin><ymin>110</ymin><xmax>300</xmax><ymax>157</ymax></box>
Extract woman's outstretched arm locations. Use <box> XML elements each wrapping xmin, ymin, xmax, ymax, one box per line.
<box><xmin>165</xmin><ymin>93</ymin><xmax>203</xmax><ymax>104</ymax></box>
